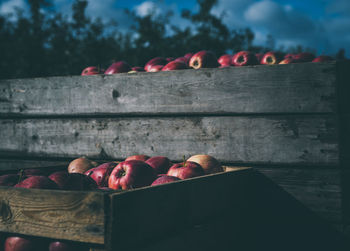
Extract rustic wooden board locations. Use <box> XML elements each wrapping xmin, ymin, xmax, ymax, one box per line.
<box><xmin>107</xmin><ymin>167</ymin><xmax>252</xmax><ymax>251</ymax></box>
<box><xmin>0</xmin><ymin>63</ymin><xmax>337</xmax><ymax>116</ymax></box>
<box><xmin>107</xmin><ymin>168</ymin><xmax>349</xmax><ymax>251</ymax></box>
<box><xmin>0</xmin><ymin>188</ymin><xmax>105</xmax><ymax>244</ymax></box>
<box><xmin>0</xmin><ymin>159</ymin><xmax>68</xmax><ymax>172</ymax></box>
<box><xmin>259</xmin><ymin>167</ymin><xmax>342</xmax><ymax>223</ymax></box>
<box><xmin>0</xmin><ymin>116</ymin><xmax>338</xmax><ymax>165</ymax></box>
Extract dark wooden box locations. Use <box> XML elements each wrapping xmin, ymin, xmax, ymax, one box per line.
<box><xmin>1</xmin><ymin>61</ymin><xmax>350</xmax><ymax>250</ymax></box>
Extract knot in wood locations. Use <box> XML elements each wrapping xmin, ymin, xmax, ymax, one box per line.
<box><xmin>0</xmin><ymin>200</ymin><xmax>12</xmax><ymax>222</ymax></box>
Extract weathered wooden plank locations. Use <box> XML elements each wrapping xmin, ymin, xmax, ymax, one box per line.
<box><xmin>0</xmin><ymin>159</ymin><xmax>68</xmax><ymax>172</ymax></box>
<box><xmin>0</xmin><ymin>188</ymin><xmax>105</xmax><ymax>244</ymax></box>
<box><xmin>0</xmin><ymin>63</ymin><xmax>337</xmax><ymax>116</ymax></box>
<box><xmin>0</xmin><ymin>116</ymin><xmax>338</xmax><ymax>165</ymax></box>
<box><xmin>107</xmin><ymin>168</ymin><xmax>252</xmax><ymax>251</ymax></box>
<box><xmin>259</xmin><ymin>167</ymin><xmax>342</xmax><ymax>223</ymax></box>
<box><xmin>107</xmin><ymin>168</ymin><xmax>349</xmax><ymax>251</ymax></box>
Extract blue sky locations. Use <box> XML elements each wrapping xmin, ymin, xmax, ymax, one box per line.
<box><xmin>0</xmin><ymin>0</ymin><xmax>349</xmax><ymax>56</ymax></box>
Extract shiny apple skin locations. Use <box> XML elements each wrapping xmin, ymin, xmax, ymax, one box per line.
<box><xmin>84</xmin><ymin>162</ymin><xmax>117</xmax><ymax>187</ymax></box>
<box><xmin>108</xmin><ymin>160</ymin><xmax>156</xmax><ymax>190</ymax></box>
<box><xmin>162</xmin><ymin>61</ymin><xmax>188</xmax><ymax>71</ymax></box>
<box><xmin>151</xmin><ymin>175</ymin><xmax>181</xmax><ymax>186</ymax></box>
<box><xmin>144</xmin><ymin>57</ymin><xmax>168</xmax><ymax>72</ymax></box>
<box><xmin>14</xmin><ymin>176</ymin><xmax>59</xmax><ymax>190</ymax></box>
<box><xmin>218</xmin><ymin>54</ymin><xmax>232</xmax><ymax>67</ymax></box>
<box><xmin>145</xmin><ymin>156</ymin><xmax>172</xmax><ymax>175</ymax></box>
<box><xmin>167</xmin><ymin>161</ymin><xmax>205</xmax><ymax>180</ymax></box>
<box><xmin>189</xmin><ymin>50</ymin><xmax>219</xmax><ymax>69</ymax></box>
<box><xmin>231</xmin><ymin>51</ymin><xmax>258</xmax><ymax>66</ymax></box>
<box><xmin>125</xmin><ymin>155</ymin><xmax>150</xmax><ymax>161</ymax></box>
<box><xmin>105</xmin><ymin>61</ymin><xmax>131</xmax><ymax>74</ymax></box>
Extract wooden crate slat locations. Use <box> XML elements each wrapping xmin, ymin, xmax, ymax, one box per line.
<box><xmin>0</xmin><ymin>188</ymin><xmax>105</xmax><ymax>244</ymax></box>
<box><xmin>0</xmin><ymin>159</ymin><xmax>68</xmax><ymax>172</ymax></box>
<box><xmin>259</xmin><ymin>167</ymin><xmax>342</xmax><ymax>223</ymax></box>
<box><xmin>106</xmin><ymin>168</ymin><xmax>252</xmax><ymax>250</ymax></box>
<box><xmin>0</xmin><ymin>63</ymin><xmax>337</xmax><ymax>116</ymax></box>
<box><xmin>0</xmin><ymin>116</ymin><xmax>338</xmax><ymax>165</ymax></box>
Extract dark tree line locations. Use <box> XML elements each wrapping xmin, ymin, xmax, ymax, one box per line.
<box><xmin>0</xmin><ymin>0</ymin><xmax>342</xmax><ymax>80</ymax></box>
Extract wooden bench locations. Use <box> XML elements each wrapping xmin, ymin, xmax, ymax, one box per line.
<box><xmin>0</xmin><ymin>61</ymin><xmax>350</xmax><ymax>250</ymax></box>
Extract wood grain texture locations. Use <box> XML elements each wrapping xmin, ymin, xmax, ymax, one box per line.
<box><xmin>0</xmin><ymin>188</ymin><xmax>105</xmax><ymax>244</ymax></box>
<box><xmin>0</xmin><ymin>63</ymin><xmax>337</xmax><ymax>116</ymax></box>
<box><xmin>0</xmin><ymin>116</ymin><xmax>338</xmax><ymax>165</ymax></box>
<box><xmin>258</xmin><ymin>167</ymin><xmax>342</xmax><ymax>223</ymax></box>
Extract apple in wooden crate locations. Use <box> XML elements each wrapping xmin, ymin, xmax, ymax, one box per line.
<box><xmin>108</xmin><ymin>160</ymin><xmax>156</xmax><ymax>190</ymax></box>
<box><xmin>145</xmin><ymin>156</ymin><xmax>172</xmax><ymax>175</ymax></box>
<box><xmin>84</xmin><ymin>162</ymin><xmax>117</xmax><ymax>188</ymax></box>
<box><xmin>15</xmin><ymin>176</ymin><xmax>59</xmax><ymax>190</ymax></box>
<box><xmin>167</xmin><ymin>161</ymin><xmax>204</xmax><ymax>179</ymax></box>
<box><xmin>187</xmin><ymin>154</ymin><xmax>223</xmax><ymax>175</ymax></box>
<box><xmin>151</xmin><ymin>175</ymin><xmax>181</xmax><ymax>186</ymax></box>
<box><xmin>125</xmin><ymin>155</ymin><xmax>150</xmax><ymax>162</ymax></box>
<box><xmin>4</xmin><ymin>236</ymin><xmax>46</xmax><ymax>251</ymax></box>
<box><xmin>67</xmin><ymin>157</ymin><xmax>98</xmax><ymax>174</ymax></box>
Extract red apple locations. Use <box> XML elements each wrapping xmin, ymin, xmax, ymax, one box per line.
<box><xmin>81</xmin><ymin>66</ymin><xmax>102</xmax><ymax>76</ymax></box>
<box><xmin>260</xmin><ymin>51</ymin><xmax>283</xmax><ymax>65</ymax></box>
<box><xmin>174</xmin><ymin>57</ymin><xmax>189</xmax><ymax>65</ymax></box>
<box><xmin>48</xmin><ymin>171</ymin><xmax>69</xmax><ymax>189</ymax></box>
<box><xmin>144</xmin><ymin>57</ymin><xmax>168</xmax><ymax>72</ymax></box>
<box><xmin>293</xmin><ymin>52</ymin><xmax>315</xmax><ymax>62</ymax></box>
<box><xmin>0</xmin><ymin>174</ymin><xmax>19</xmax><ymax>187</ymax></box>
<box><xmin>218</xmin><ymin>54</ymin><xmax>232</xmax><ymax>67</ymax></box>
<box><xmin>147</xmin><ymin>64</ymin><xmax>164</xmax><ymax>72</ymax></box>
<box><xmin>104</xmin><ymin>61</ymin><xmax>131</xmax><ymax>74</ymax></box>
<box><xmin>145</xmin><ymin>156</ymin><xmax>172</xmax><ymax>174</ymax></box>
<box><xmin>67</xmin><ymin>157</ymin><xmax>98</xmax><ymax>174</ymax></box>
<box><xmin>189</xmin><ymin>50</ymin><xmax>219</xmax><ymax>69</ymax></box>
<box><xmin>187</xmin><ymin>154</ymin><xmax>223</xmax><ymax>175</ymax></box>
<box><xmin>151</xmin><ymin>175</ymin><xmax>181</xmax><ymax>186</ymax></box>
<box><xmin>15</xmin><ymin>176</ymin><xmax>59</xmax><ymax>189</ymax></box>
<box><xmin>4</xmin><ymin>236</ymin><xmax>45</xmax><ymax>251</ymax></box>
<box><xmin>162</xmin><ymin>61</ymin><xmax>188</xmax><ymax>71</ymax></box>
<box><xmin>231</xmin><ymin>51</ymin><xmax>258</xmax><ymax>66</ymax></box>
<box><xmin>279</xmin><ymin>58</ymin><xmax>296</xmax><ymax>64</ymax></box>
<box><xmin>125</xmin><ymin>155</ymin><xmax>150</xmax><ymax>162</ymax></box>
<box><xmin>84</xmin><ymin>162</ymin><xmax>117</xmax><ymax>187</ymax></box>
<box><xmin>108</xmin><ymin>160</ymin><xmax>156</xmax><ymax>190</ymax></box>
<box><xmin>131</xmin><ymin>66</ymin><xmax>145</xmax><ymax>72</ymax></box>
<box><xmin>167</xmin><ymin>161</ymin><xmax>205</xmax><ymax>179</ymax></box>
<box><xmin>284</xmin><ymin>53</ymin><xmax>295</xmax><ymax>59</ymax></box>
<box><xmin>49</xmin><ymin>241</ymin><xmax>88</xmax><ymax>251</ymax></box>
<box><xmin>312</xmin><ymin>55</ymin><xmax>334</xmax><ymax>62</ymax></box>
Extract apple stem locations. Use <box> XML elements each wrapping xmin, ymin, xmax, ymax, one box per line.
<box><xmin>182</xmin><ymin>155</ymin><xmax>186</xmax><ymax>166</ymax></box>
<box><xmin>18</xmin><ymin>169</ymin><xmax>24</xmax><ymax>183</ymax></box>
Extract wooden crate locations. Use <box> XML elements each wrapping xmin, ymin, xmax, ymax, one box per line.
<box><xmin>0</xmin><ymin>61</ymin><xmax>350</xmax><ymax>249</ymax></box>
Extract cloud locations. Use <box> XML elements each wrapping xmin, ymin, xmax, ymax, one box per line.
<box><xmin>0</xmin><ymin>0</ymin><xmax>28</xmax><ymax>16</ymax></box>
<box><xmin>134</xmin><ymin>1</ymin><xmax>161</xmax><ymax>17</ymax></box>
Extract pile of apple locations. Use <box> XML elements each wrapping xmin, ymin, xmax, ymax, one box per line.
<box><xmin>81</xmin><ymin>50</ymin><xmax>334</xmax><ymax>75</ymax></box>
<box><xmin>0</xmin><ymin>154</ymin><xmax>222</xmax><ymax>251</ymax></box>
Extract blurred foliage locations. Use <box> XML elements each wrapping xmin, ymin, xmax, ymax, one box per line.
<box><xmin>0</xmin><ymin>0</ymin><xmax>343</xmax><ymax>79</ymax></box>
